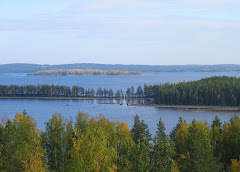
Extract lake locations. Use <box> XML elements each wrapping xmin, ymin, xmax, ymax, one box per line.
<box><xmin>1</xmin><ymin>72</ymin><xmax>240</xmax><ymax>134</ymax></box>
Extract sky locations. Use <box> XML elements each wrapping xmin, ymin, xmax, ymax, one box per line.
<box><xmin>0</xmin><ymin>0</ymin><xmax>240</xmax><ymax>65</ymax></box>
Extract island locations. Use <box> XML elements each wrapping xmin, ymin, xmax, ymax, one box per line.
<box><xmin>27</xmin><ymin>69</ymin><xmax>142</xmax><ymax>76</ymax></box>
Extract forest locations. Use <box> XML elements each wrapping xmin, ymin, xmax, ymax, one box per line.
<box><xmin>0</xmin><ymin>111</ymin><xmax>239</xmax><ymax>172</ymax></box>
<box><xmin>28</xmin><ymin>69</ymin><xmax>142</xmax><ymax>76</ymax></box>
<box><xmin>144</xmin><ymin>76</ymin><xmax>240</xmax><ymax>106</ymax></box>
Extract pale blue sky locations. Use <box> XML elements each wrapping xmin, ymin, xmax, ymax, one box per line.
<box><xmin>0</xmin><ymin>0</ymin><xmax>240</xmax><ymax>65</ymax></box>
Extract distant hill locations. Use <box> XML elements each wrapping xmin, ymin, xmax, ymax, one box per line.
<box><xmin>1</xmin><ymin>63</ymin><xmax>240</xmax><ymax>73</ymax></box>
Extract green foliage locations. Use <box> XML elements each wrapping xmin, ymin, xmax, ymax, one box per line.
<box><xmin>222</xmin><ymin>117</ymin><xmax>240</xmax><ymax>170</ymax></box>
<box><xmin>169</xmin><ymin>117</ymin><xmax>184</xmax><ymax>142</ymax></box>
<box><xmin>115</xmin><ymin>122</ymin><xmax>134</xmax><ymax>171</ymax></box>
<box><xmin>130</xmin><ymin>140</ymin><xmax>150</xmax><ymax>172</ymax></box>
<box><xmin>175</xmin><ymin>122</ymin><xmax>189</xmax><ymax>171</ymax></box>
<box><xmin>44</xmin><ymin>113</ymin><xmax>72</xmax><ymax>171</ymax></box>
<box><xmin>69</xmin><ymin>121</ymin><xmax>117</xmax><ymax>171</ymax></box>
<box><xmin>1</xmin><ymin>112</ymin><xmax>240</xmax><ymax>172</ymax></box>
<box><xmin>156</xmin><ymin>118</ymin><xmax>166</xmax><ymax>140</ymax></box>
<box><xmin>131</xmin><ymin>114</ymin><xmax>152</xmax><ymax>144</ymax></box>
<box><xmin>0</xmin><ymin>84</ymin><xmax>146</xmax><ymax>98</ymax></box>
<box><xmin>151</xmin><ymin>118</ymin><xmax>178</xmax><ymax>172</ymax></box>
<box><xmin>211</xmin><ymin>116</ymin><xmax>223</xmax><ymax>164</ymax></box>
<box><xmin>151</xmin><ymin>136</ymin><xmax>178</xmax><ymax>172</ymax></box>
<box><xmin>186</xmin><ymin>121</ymin><xmax>221</xmax><ymax>172</ymax></box>
<box><xmin>154</xmin><ymin>76</ymin><xmax>240</xmax><ymax>106</ymax></box>
<box><xmin>75</xmin><ymin>112</ymin><xmax>89</xmax><ymax>134</ymax></box>
<box><xmin>211</xmin><ymin>115</ymin><xmax>222</xmax><ymax>131</ymax></box>
<box><xmin>0</xmin><ymin>114</ymin><xmax>46</xmax><ymax>172</ymax></box>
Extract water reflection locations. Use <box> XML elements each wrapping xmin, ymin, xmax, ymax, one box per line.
<box><xmin>91</xmin><ymin>98</ymin><xmax>153</xmax><ymax>105</ymax></box>
<box><xmin>0</xmin><ymin>98</ymin><xmax>239</xmax><ymax>135</ymax></box>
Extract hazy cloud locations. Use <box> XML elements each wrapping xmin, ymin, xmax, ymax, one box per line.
<box><xmin>0</xmin><ymin>17</ymin><xmax>240</xmax><ymax>32</ymax></box>
<box><xmin>68</xmin><ymin>0</ymin><xmax>236</xmax><ymax>13</ymax></box>
<box><xmin>181</xmin><ymin>0</ymin><xmax>234</xmax><ymax>5</ymax></box>
<box><xmin>68</xmin><ymin>0</ymin><xmax>167</xmax><ymax>12</ymax></box>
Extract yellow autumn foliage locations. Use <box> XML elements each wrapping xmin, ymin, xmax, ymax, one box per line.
<box><xmin>231</xmin><ymin>158</ymin><xmax>240</xmax><ymax>172</ymax></box>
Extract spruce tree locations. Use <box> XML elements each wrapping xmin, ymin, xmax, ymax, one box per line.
<box><xmin>156</xmin><ymin>118</ymin><xmax>166</xmax><ymax>140</ymax></box>
<box><xmin>131</xmin><ymin>115</ymin><xmax>151</xmax><ymax>143</ymax></box>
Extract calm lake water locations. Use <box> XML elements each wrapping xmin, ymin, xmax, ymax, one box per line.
<box><xmin>1</xmin><ymin>72</ymin><xmax>240</xmax><ymax>134</ymax></box>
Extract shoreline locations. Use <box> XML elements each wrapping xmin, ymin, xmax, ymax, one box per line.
<box><xmin>128</xmin><ymin>104</ymin><xmax>240</xmax><ymax>111</ymax></box>
<box><xmin>28</xmin><ymin>74</ymin><xmax>143</xmax><ymax>76</ymax></box>
<box><xmin>1</xmin><ymin>97</ymin><xmax>239</xmax><ymax>111</ymax></box>
<box><xmin>0</xmin><ymin>97</ymin><xmax>152</xmax><ymax>100</ymax></box>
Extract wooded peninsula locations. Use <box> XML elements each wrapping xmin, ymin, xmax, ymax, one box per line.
<box><xmin>1</xmin><ymin>76</ymin><xmax>240</xmax><ymax>107</ymax></box>
<box><xmin>150</xmin><ymin>76</ymin><xmax>240</xmax><ymax>106</ymax></box>
<box><xmin>28</xmin><ymin>69</ymin><xmax>142</xmax><ymax>76</ymax></box>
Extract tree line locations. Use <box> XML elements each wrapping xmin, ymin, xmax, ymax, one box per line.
<box><xmin>28</xmin><ymin>69</ymin><xmax>142</xmax><ymax>76</ymax></box>
<box><xmin>0</xmin><ymin>84</ymin><xmax>145</xmax><ymax>98</ymax></box>
<box><xmin>2</xmin><ymin>76</ymin><xmax>240</xmax><ymax>107</ymax></box>
<box><xmin>144</xmin><ymin>76</ymin><xmax>240</xmax><ymax>106</ymax></box>
<box><xmin>0</xmin><ymin>111</ymin><xmax>239</xmax><ymax>171</ymax></box>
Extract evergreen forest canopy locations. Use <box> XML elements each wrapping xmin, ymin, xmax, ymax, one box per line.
<box><xmin>0</xmin><ymin>111</ymin><xmax>239</xmax><ymax>171</ymax></box>
<box><xmin>1</xmin><ymin>63</ymin><xmax>240</xmax><ymax>73</ymax></box>
<box><xmin>145</xmin><ymin>76</ymin><xmax>240</xmax><ymax>106</ymax></box>
<box><xmin>28</xmin><ymin>69</ymin><xmax>142</xmax><ymax>76</ymax></box>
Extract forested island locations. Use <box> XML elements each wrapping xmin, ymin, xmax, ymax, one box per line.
<box><xmin>1</xmin><ymin>63</ymin><xmax>240</xmax><ymax>73</ymax></box>
<box><xmin>28</xmin><ymin>69</ymin><xmax>142</xmax><ymax>76</ymax></box>
<box><xmin>0</xmin><ymin>112</ymin><xmax>239</xmax><ymax>171</ymax></box>
<box><xmin>1</xmin><ymin>76</ymin><xmax>240</xmax><ymax>107</ymax></box>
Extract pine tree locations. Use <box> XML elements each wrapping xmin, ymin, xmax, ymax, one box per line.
<box><xmin>211</xmin><ymin>116</ymin><xmax>223</xmax><ymax>163</ymax></box>
<box><xmin>156</xmin><ymin>118</ymin><xmax>166</xmax><ymax>140</ymax></box>
<box><xmin>130</xmin><ymin>115</ymin><xmax>151</xmax><ymax>171</ymax></box>
<box><xmin>211</xmin><ymin>115</ymin><xmax>222</xmax><ymax>131</ymax></box>
<box><xmin>131</xmin><ymin>115</ymin><xmax>151</xmax><ymax>144</ymax></box>
<box><xmin>170</xmin><ymin>117</ymin><xmax>183</xmax><ymax>141</ymax></box>
<box><xmin>152</xmin><ymin>119</ymin><xmax>178</xmax><ymax>172</ymax></box>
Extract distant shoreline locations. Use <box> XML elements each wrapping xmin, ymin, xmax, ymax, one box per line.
<box><xmin>129</xmin><ymin>104</ymin><xmax>240</xmax><ymax>111</ymax></box>
<box><xmin>27</xmin><ymin>73</ymin><xmax>160</xmax><ymax>77</ymax></box>
<box><xmin>2</xmin><ymin>63</ymin><xmax>240</xmax><ymax>73</ymax></box>
<box><xmin>27</xmin><ymin>73</ymin><xmax>161</xmax><ymax>76</ymax></box>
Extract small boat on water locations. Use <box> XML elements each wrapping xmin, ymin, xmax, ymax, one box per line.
<box><xmin>67</xmin><ymin>104</ymin><xmax>71</xmax><ymax>106</ymax></box>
